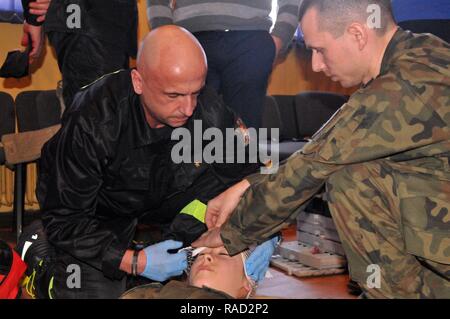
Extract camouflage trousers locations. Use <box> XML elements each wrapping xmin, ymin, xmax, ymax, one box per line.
<box><xmin>326</xmin><ymin>160</ymin><xmax>450</xmax><ymax>299</ymax></box>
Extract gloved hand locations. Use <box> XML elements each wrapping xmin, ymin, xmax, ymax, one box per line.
<box><xmin>245</xmin><ymin>237</ymin><xmax>279</xmax><ymax>282</ymax></box>
<box><xmin>141</xmin><ymin>240</ymin><xmax>187</xmax><ymax>282</ymax></box>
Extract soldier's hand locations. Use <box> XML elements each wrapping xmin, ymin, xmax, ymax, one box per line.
<box><xmin>191</xmin><ymin>227</ymin><xmax>223</xmax><ymax>248</ymax></box>
<box><xmin>205</xmin><ymin>179</ymin><xmax>251</xmax><ymax>229</ymax></box>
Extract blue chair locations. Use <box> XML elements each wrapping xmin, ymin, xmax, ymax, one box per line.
<box><xmin>260</xmin><ymin>91</ymin><xmax>348</xmax><ymax>162</ymax></box>
<box><xmin>392</xmin><ymin>0</ymin><xmax>450</xmax><ymax>43</ymax></box>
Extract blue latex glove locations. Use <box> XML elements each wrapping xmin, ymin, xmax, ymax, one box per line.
<box><xmin>141</xmin><ymin>240</ymin><xmax>187</xmax><ymax>282</ymax></box>
<box><xmin>245</xmin><ymin>237</ymin><xmax>279</xmax><ymax>282</ymax></box>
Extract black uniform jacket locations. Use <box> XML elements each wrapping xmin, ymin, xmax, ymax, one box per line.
<box><xmin>37</xmin><ymin>69</ymin><xmax>258</xmax><ymax>279</ymax></box>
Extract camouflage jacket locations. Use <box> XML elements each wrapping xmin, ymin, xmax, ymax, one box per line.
<box><xmin>221</xmin><ymin>28</ymin><xmax>450</xmax><ymax>265</ymax></box>
<box><xmin>120</xmin><ymin>280</ymin><xmax>232</xmax><ymax>299</ymax></box>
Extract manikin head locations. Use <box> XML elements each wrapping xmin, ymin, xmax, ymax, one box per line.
<box><xmin>188</xmin><ymin>246</ymin><xmax>255</xmax><ymax>299</ymax></box>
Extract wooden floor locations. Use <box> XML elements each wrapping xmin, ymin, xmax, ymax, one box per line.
<box><xmin>1</xmin><ymin>223</ymin><xmax>356</xmax><ymax>299</ymax></box>
<box><xmin>255</xmin><ymin>225</ymin><xmax>355</xmax><ymax>299</ymax></box>
<box><xmin>256</xmin><ymin>269</ymin><xmax>354</xmax><ymax>299</ymax></box>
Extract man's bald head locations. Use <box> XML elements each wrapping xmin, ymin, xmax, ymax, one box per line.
<box><xmin>136</xmin><ymin>25</ymin><xmax>207</xmax><ymax>80</ymax></box>
<box><xmin>131</xmin><ymin>26</ymin><xmax>208</xmax><ymax>129</ymax></box>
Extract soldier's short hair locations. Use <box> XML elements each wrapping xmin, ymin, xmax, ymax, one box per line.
<box><xmin>299</xmin><ymin>0</ymin><xmax>395</xmax><ymax>37</ymax></box>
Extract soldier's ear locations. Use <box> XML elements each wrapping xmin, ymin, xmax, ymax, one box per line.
<box><xmin>131</xmin><ymin>69</ymin><xmax>143</xmax><ymax>95</ymax></box>
<box><xmin>347</xmin><ymin>22</ymin><xmax>368</xmax><ymax>51</ymax></box>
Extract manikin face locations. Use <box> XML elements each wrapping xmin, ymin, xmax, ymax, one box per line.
<box><xmin>188</xmin><ymin>246</ymin><xmax>251</xmax><ymax>298</ymax></box>
<box><xmin>300</xmin><ymin>8</ymin><xmax>368</xmax><ymax>88</ymax></box>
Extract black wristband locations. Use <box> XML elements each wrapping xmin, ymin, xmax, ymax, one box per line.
<box><xmin>132</xmin><ymin>250</ymin><xmax>139</xmax><ymax>276</ymax></box>
<box><xmin>22</xmin><ymin>0</ymin><xmax>44</xmax><ymax>26</ymax></box>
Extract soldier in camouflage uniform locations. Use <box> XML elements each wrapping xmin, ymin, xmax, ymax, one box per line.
<box><xmin>120</xmin><ymin>281</ymin><xmax>232</xmax><ymax>299</ymax></box>
<box><xmin>193</xmin><ymin>0</ymin><xmax>450</xmax><ymax>299</ymax></box>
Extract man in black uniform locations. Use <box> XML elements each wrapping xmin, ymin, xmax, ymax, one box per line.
<box><xmin>30</xmin><ymin>25</ymin><xmax>272</xmax><ymax>299</ymax></box>
<box><xmin>21</xmin><ymin>0</ymin><xmax>138</xmax><ymax>109</ymax></box>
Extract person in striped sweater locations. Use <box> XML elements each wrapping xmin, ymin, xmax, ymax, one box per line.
<box><xmin>147</xmin><ymin>0</ymin><xmax>301</xmax><ymax>129</ymax></box>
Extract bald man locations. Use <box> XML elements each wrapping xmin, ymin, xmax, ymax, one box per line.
<box><xmin>28</xmin><ymin>26</ymin><xmax>258</xmax><ymax>298</ymax></box>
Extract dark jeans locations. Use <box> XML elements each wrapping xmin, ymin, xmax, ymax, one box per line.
<box><xmin>47</xmin><ymin>32</ymin><xmax>130</xmax><ymax>112</ymax></box>
<box><xmin>195</xmin><ymin>30</ymin><xmax>276</xmax><ymax>129</ymax></box>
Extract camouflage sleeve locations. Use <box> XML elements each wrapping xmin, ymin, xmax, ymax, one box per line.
<box><xmin>221</xmin><ymin>154</ymin><xmax>336</xmax><ymax>254</ymax></box>
<box><xmin>221</xmin><ymin>65</ymin><xmax>450</xmax><ymax>255</ymax></box>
